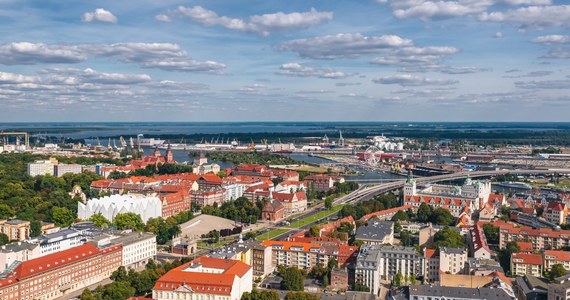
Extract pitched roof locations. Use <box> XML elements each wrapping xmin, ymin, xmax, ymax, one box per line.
<box><xmin>512</xmin><ymin>253</ymin><xmax>543</xmax><ymax>265</ymax></box>
<box><xmin>545</xmin><ymin>250</ymin><xmax>570</xmax><ymax>262</ymax></box>
<box><xmin>517</xmin><ymin>242</ymin><xmax>534</xmax><ymax>253</ymax></box>
<box><xmin>262</xmin><ymin>240</ymin><xmax>321</xmax><ymax>252</ymax></box>
<box><xmin>360</xmin><ymin>205</ymin><xmax>412</xmax><ymax>221</ymax></box>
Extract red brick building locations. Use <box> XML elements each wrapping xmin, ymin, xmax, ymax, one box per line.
<box><xmin>261</xmin><ymin>200</ymin><xmax>285</xmax><ymax>222</ymax></box>
<box><xmin>0</xmin><ymin>244</ymin><xmax>122</xmax><ymax>300</ymax></box>
<box><xmin>191</xmin><ymin>188</ymin><xmax>226</xmax><ymax>206</ymax></box>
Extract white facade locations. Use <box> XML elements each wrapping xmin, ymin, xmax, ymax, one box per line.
<box><xmin>27</xmin><ymin>160</ymin><xmax>56</xmax><ymax>177</ymax></box>
<box><xmin>0</xmin><ymin>241</ymin><xmax>40</xmax><ymax>272</ymax></box>
<box><xmin>54</xmin><ymin>164</ymin><xmax>83</xmax><ymax>177</ymax></box>
<box><xmin>223</xmin><ymin>183</ymin><xmax>246</xmax><ymax>201</ymax></box>
<box><xmin>78</xmin><ymin>194</ymin><xmax>162</xmax><ymax>223</ymax></box>
<box><xmin>113</xmin><ymin>232</ymin><xmax>157</xmax><ymax>269</ymax></box>
<box><xmin>355</xmin><ymin>246</ymin><xmax>381</xmax><ymax>295</ymax></box>
<box><xmin>30</xmin><ymin>228</ymin><xmax>85</xmax><ymax>256</ymax></box>
<box><xmin>439</xmin><ymin>247</ymin><xmax>468</xmax><ymax>275</ymax></box>
<box><xmin>377</xmin><ymin>246</ymin><xmax>417</xmax><ymax>281</ymax></box>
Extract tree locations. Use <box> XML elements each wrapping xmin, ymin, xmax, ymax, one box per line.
<box><xmin>400</xmin><ymin>230</ymin><xmax>412</xmax><ymax>247</ymax></box>
<box><xmin>337</xmin><ymin>222</ymin><xmax>354</xmax><ymax>233</ymax></box>
<box><xmin>89</xmin><ymin>213</ymin><xmax>111</xmax><ymax>227</ymax></box>
<box><xmin>394</xmin><ymin>271</ymin><xmax>403</xmax><ymax>286</ymax></box>
<box><xmin>284</xmin><ymin>292</ymin><xmax>319</xmax><ymax>300</ymax></box>
<box><xmin>0</xmin><ymin>204</ymin><xmax>15</xmax><ymax>219</ymax></box>
<box><xmin>80</xmin><ymin>288</ymin><xmax>96</xmax><ymax>300</ymax></box>
<box><xmin>416</xmin><ymin>203</ymin><xmax>433</xmax><ymax>222</ymax></box>
<box><xmin>30</xmin><ymin>220</ymin><xmax>42</xmax><ymax>237</ymax></box>
<box><xmin>113</xmin><ymin>212</ymin><xmax>145</xmax><ymax>231</ymax></box>
<box><xmin>280</xmin><ymin>267</ymin><xmax>304</xmax><ymax>291</ymax></box>
<box><xmin>482</xmin><ymin>223</ymin><xmax>499</xmax><ymax>244</ymax></box>
<box><xmin>110</xmin><ymin>266</ymin><xmax>128</xmax><ymax>282</ymax></box>
<box><xmin>549</xmin><ymin>264</ymin><xmax>567</xmax><ymax>281</ymax></box>
<box><xmin>429</xmin><ymin>208</ymin><xmax>455</xmax><ymax>226</ymax></box>
<box><xmin>498</xmin><ymin>241</ymin><xmax>521</xmax><ymax>274</ymax></box>
<box><xmin>433</xmin><ymin>226</ymin><xmax>465</xmax><ymax>248</ymax></box>
<box><xmin>308</xmin><ymin>225</ymin><xmax>320</xmax><ymax>237</ymax></box>
<box><xmin>101</xmin><ymin>281</ymin><xmax>135</xmax><ymax>300</ymax></box>
<box><xmin>0</xmin><ymin>233</ymin><xmax>9</xmax><ymax>246</ymax></box>
<box><xmin>241</xmin><ymin>289</ymin><xmax>280</xmax><ymax>300</ymax></box>
<box><xmin>52</xmin><ymin>207</ymin><xmax>75</xmax><ymax>227</ymax></box>
<box><xmin>391</xmin><ymin>210</ymin><xmax>409</xmax><ymax>222</ymax></box>
<box><xmin>324</xmin><ymin>198</ymin><xmax>333</xmax><ymax>210</ymax></box>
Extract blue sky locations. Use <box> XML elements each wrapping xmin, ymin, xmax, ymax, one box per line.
<box><xmin>1</xmin><ymin>0</ymin><xmax>570</xmax><ymax>121</ymax></box>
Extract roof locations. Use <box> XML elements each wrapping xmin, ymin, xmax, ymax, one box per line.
<box><xmin>517</xmin><ymin>241</ymin><xmax>534</xmax><ymax>253</ymax></box>
<box><xmin>408</xmin><ymin>284</ymin><xmax>512</xmax><ymax>300</ymax></box>
<box><xmin>355</xmin><ymin>221</ymin><xmax>393</xmax><ymax>242</ymax></box>
<box><xmin>471</xmin><ymin>224</ymin><xmax>490</xmax><ymax>254</ymax></box>
<box><xmin>10</xmin><ymin>244</ymin><xmax>121</xmax><ymax>279</ymax></box>
<box><xmin>546</xmin><ymin>201</ymin><xmax>566</xmax><ymax>212</ymax></box>
<box><xmin>512</xmin><ymin>253</ymin><xmax>543</xmax><ymax>265</ymax></box>
<box><xmin>360</xmin><ymin>205</ymin><xmax>412</xmax><ymax>221</ymax></box>
<box><xmin>262</xmin><ymin>240</ymin><xmax>321</xmax><ymax>253</ymax></box>
<box><xmin>153</xmin><ymin>257</ymin><xmax>251</xmax><ymax>295</ymax></box>
<box><xmin>545</xmin><ymin>250</ymin><xmax>570</xmax><ymax>262</ymax></box>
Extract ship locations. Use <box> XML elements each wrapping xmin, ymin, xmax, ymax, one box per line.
<box><xmin>494</xmin><ymin>181</ymin><xmax>532</xmax><ymax>190</ymax></box>
<box><xmin>137</xmin><ymin>134</ymin><xmax>165</xmax><ymax>147</ymax></box>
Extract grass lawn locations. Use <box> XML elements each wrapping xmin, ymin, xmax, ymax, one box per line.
<box><xmin>290</xmin><ymin>204</ymin><xmax>344</xmax><ymax>228</ymax></box>
<box><xmin>256</xmin><ymin>229</ymin><xmax>290</xmax><ymax>241</ymax></box>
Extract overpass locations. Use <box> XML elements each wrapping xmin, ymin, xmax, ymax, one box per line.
<box><xmin>334</xmin><ymin>169</ymin><xmax>570</xmax><ymax>206</ymax></box>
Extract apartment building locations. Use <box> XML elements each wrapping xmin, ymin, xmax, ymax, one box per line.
<box><xmin>422</xmin><ymin>247</ymin><xmax>468</xmax><ymax>283</ymax></box>
<box><xmin>377</xmin><ymin>245</ymin><xmax>418</xmax><ymax>281</ymax></box>
<box><xmin>511</xmin><ymin>253</ymin><xmax>543</xmax><ymax>277</ymax></box>
<box><xmin>544</xmin><ymin>250</ymin><xmax>570</xmax><ymax>272</ymax></box>
<box><xmin>0</xmin><ymin>220</ymin><xmax>30</xmax><ymax>241</ymax></box>
<box><xmin>497</xmin><ymin>221</ymin><xmax>570</xmax><ymax>250</ymax></box>
<box><xmin>354</xmin><ymin>246</ymin><xmax>382</xmax><ymax>295</ymax></box>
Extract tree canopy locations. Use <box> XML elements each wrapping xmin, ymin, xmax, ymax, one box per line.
<box><xmin>113</xmin><ymin>212</ymin><xmax>145</xmax><ymax>231</ymax></box>
<box><xmin>433</xmin><ymin>226</ymin><xmax>465</xmax><ymax>248</ymax></box>
<box><xmin>284</xmin><ymin>292</ymin><xmax>319</xmax><ymax>300</ymax></box>
<box><xmin>279</xmin><ymin>266</ymin><xmax>304</xmax><ymax>291</ymax></box>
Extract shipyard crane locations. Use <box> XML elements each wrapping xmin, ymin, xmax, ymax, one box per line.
<box><xmin>107</xmin><ymin>138</ymin><xmax>112</xmax><ymax>150</ymax></box>
<box><xmin>119</xmin><ymin>136</ymin><xmax>127</xmax><ymax>149</ymax></box>
<box><xmin>129</xmin><ymin>137</ymin><xmax>135</xmax><ymax>150</ymax></box>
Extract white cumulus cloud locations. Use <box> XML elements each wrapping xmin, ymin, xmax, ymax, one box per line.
<box><xmin>479</xmin><ymin>5</ymin><xmax>570</xmax><ymax>30</ymax></box>
<box><xmin>373</xmin><ymin>74</ymin><xmax>458</xmax><ymax>86</ymax></box>
<box><xmin>277</xmin><ymin>63</ymin><xmax>350</xmax><ymax>79</ymax></box>
<box><xmin>82</xmin><ymin>8</ymin><xmax>118</xmax><ymax>24</ymax></box>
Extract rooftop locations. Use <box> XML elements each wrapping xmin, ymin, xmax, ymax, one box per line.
<box><xmin>355</xmin><ymin>220</ymin><xmax>393</xmax><ymax>242</ymax></box>
<box><xmin>409</xmin><ymin>284</ymin><xmax>512</xmax><ymax>300</ymax></box>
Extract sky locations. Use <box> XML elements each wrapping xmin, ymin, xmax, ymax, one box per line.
<box><xmin>1</xmin><ymin>0</ymin><xmax>570</xmax><ymax>122</ymax></box>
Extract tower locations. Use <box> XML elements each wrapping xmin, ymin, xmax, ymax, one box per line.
<box><xmin>153</xmin><ymin>145</ymin><xmax>161</xmax><ymax>157</ymax></box>
<box><xmin>339</xmin><ymin>130</ymin><xmax>345</xmax><ymax>147</ymax></box>
<box><xmin>404</xmin><ymin>170</ymin><xmax>416</xmax><ymax>197</ymax></box>
<box><xmin>166</xmin><ymin>144</ymin><xmax>174</xmax><ymax>163</ymax></box>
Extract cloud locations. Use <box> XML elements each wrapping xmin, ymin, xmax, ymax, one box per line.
<box><xmin>335</xmin><ymin>82</ymin><xmax>362</xmax><ymax>87</ymax></box>
<box><xmin>155</xmin><ymin>14</ymin><xmax>171</xmax><ymax>22</ymax></box>
<box><xmin>494</xmin><ymin>32</ymin><xmax>504</xmax><ymax>38</ymax></box>
<box><xmin>82</xmin><ymin>8</ymin><xmax>117</xmax><ymax>24</ymax></box>
<box><xmin>277</xmin><ymin>63</ymin><xmax>350</xmax><ymax>79</ymax></box>
<box><xmin>168</xmin><ymin>6</ymin><xmax>332</xmax><ymax>36</ymax></box>
<box><xmin>278</xmin><ymin>33</ymin><xmax>412</xmax><ymax>59</ymax></box>
<box><xmin>373</xmin><ymin>74</ymin><xmax>458</xmax><ymax>86</ymax></box>
<box><xmin>532</xmin><ymin>35</ymin><xmax>570</xmax><ymax>44</ymax></box>
<box><xmin>504</xmin><ymin>70</ymin><xmax>553</xmax><ymax>78</ymax></box>
<box><xmin>0</xmin><ymin>71</ymin><xmax>36</xmax><ymax>84</ymax></box>
<box><xmin>515</xmin><ymin>79</ymin><xmax>570</xmax><ymax>89</ymax></box>
<box><xmin>542</xmin><ymin>47</ymin><xmax>570</xmax><ymax>59</ymax></box>
<box><xmin>377</xmin><ymin>0</ymin><xmax>552</xmax><ymax>21</ymax></box>
<box><xmin>0</xmin><ymin>42</ymin><xmax>225</xmax><ymax>73</ymax></box>
<box><xmin>479</xmin><ymin>5</ymin><xmax>570</xmax><ymax>30</ymax></box>
<box><xmin>80</xmin><ymin>68</ymin><xmax>150</xmax><ymax>84</ymax></box>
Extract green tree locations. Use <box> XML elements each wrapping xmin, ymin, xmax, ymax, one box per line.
<box><xmin>241</xmin><ymin>289</ymin><xmax>280</xmax><ymax>300</ymax></box>
<box><xmin>89</xmin><ymin>213</ymin><xmax>111</xmax><ymax>227</ymax></box>
<box><xmin>113</xmin><ymin>212</ymin><xmax>145</xmax><ymax>231</ymax></box>
<box><xmin>30</xmin><ymin>220</ymin><xmax>42</xmax><ymax>237</ymax></box>
<box><xmin>416</xmin><ymin>203</ymin><xmax>433</xmax><ymax>222</ymax></box>
<box><xmin>52</xmin><ymin>207</ymin><xmax>75</xmax><ymax>227</ymax></box>
<box><xmin>498</xmin><ymin>241</ymin><xmax>521</xmax><ymax>274</ymax></box>
<box><xmin>429</xmin><ymin>208</ymin><xmax>455</xmax><ymax>226</ymax></box>
<box><xmin>110</xmin><ymin>266</ymin><xmax>128</xmax><ymax>282</ymax></box>
<box><xmin>482</xmin><ymin>223</ymin><xmax>499</xmax><ymax>244</ymax></box>
<box><xmin>0</xmin><ymin>204</ymin><xmax>15</xmax><ymax>219</ymax></box>
<box><xmin>324</xmin><ymin>198</ymin><xmax>333</xmax><ymax>210</ymax></box>
<box><xmin>284</xmin><ymin>292</ymin><xmax>319</xmax><ymax>300</ymax></box>
<box><xmin>391</xmin><ymin>210</ymin><xmax>409</xmax><ymax>222</ymax></box>
<box><xmin>79</xmin><ymin>288</ymin><xmax>96</xmax><ymax>300</ymax></box>
<box><xmin>101</xmin><ymin>281</ymin><xmax>135</xmax><ymax>300</ymax></box>
<box><xmin>400</xmin><ymin>230</ymin><xmax>412</xmax><ymax>247</ymax></box>
<box><xmin>549</xmin><ymin>264</ymin><xmax>567</xmax><ymax>281</ymax></box>
<box><xmin>280</xmin><ymin>267</ymin><xmax>304</xmax><ymax>291</ymax></box>
<box><xmin>0</xmin><ymin>233</ymin><xmax>9</xmax><ymax>246</ymax></box>
<box><xmin>433</xmin><ymin>226</ymin><xmax>465</xmax><ymax>248</ymax></box>
<box><xmin>337</xmin><ymin>222</ymin><xmax>354</xmax><ymax>233</ymax></box>
<box><xmin>309</xmin><ymin>225</ymin><xmax>320</xmax><ymax>237</ymax></box>
<box><xmin>394</xmin><ymin>271</ymin><xmax>403</xmax><ymax>286</ymax></box>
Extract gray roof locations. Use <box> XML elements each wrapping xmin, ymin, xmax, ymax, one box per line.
<box><xmin>378</xmin><ymin>245</ymin><xmax>417</xmax><ymax>256</ymax></box>
<box><xmin>356</xmin><ymin>246</ymin><xmax>381</xmax><ymax>268</ymax></box>
<box><xmin>5</xmin><ymin>219</ymin><xmax>29</xmax><ymax>225</ymax></box>
<box><xmin>409</xmin><ymin>284</ymin><xmax>513</xmax><ymax>300</ymax></box>
<box><xmin>0</xmin><ymin>241</ymin><xmax>38</xmax><ymax>253</ymax></box>
<box><xmin>355</xmin><ymin>221</ymin><xmax>393</xmax><ymax>242</ymax></box>
<box><xmin>111</xmin><ymin>231</ymin><xmax>156</xmax><ymax>246</ymax></box>
<box><xmin>515</xmin><ymin>276</ymin><xmax>548</xmax><ymax>296</ymax></box>
<box><xmin>35</xmin><ymin>228</ymin><xmax>81</xmax><ymax>244</ymax></box>
<box><xmin>441</xmin><ymin>247</ymin><xmax>467</xmax><ymax>255</ymax></box>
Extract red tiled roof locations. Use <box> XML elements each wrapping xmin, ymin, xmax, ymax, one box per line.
<box><xmin>517</xmin><ymin>242</ymin><xmax>534</xmax><ymax>253</ymax></box>
<box><xmin>262</xmin><ymin>240</ymin><xmax>321</xmax><ymax>252</ymax></box>
<box><xmin>546</xmin><ymin>201</ymin><xmax>565</xmax><ymax>212</ymax></box>
<box><xmin>360</xmin><ymin>205</ymin><xmax>412</xmax><ymax>221</ymax></box>
<box><xmin>496</xmin><ymin>220</ymin><xmax>570</xmax><ymax>240</ymax></box>
<box><xmin>424</xmin><ymin>248</ymin><xmax>438</xmax><ymax>259</ymax></box>
<box><xmin>490</xmin><ymin>271</ymin><xmax>512</xmax><ymax>286</ymax></box>
<box><xmin>512</xmin><ymin>253</ymin><xmax>543</xmax><ymax>265</ymax></box>
<box><xmin>545</xmin><ymin>250</ymin><xmax>570</xmax><ymax>262</ymax></box>
<box><xmin>153</xmin><ymin>257</ymin><xmax>251</xmax><ymax>295</ymax></box>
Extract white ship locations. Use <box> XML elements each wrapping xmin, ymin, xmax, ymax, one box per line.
<box><xmin>137</xmin><ymin>134</ymin><xmax>165</xmax><ymax>147</ymax></box>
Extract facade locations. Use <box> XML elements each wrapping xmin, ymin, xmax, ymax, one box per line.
<box><xmin>469</xmin><ymin>224</ymin><xmax>491</xmax><ymax>259</ymax></box>
<box><xmin>354</xmin><ymin>246</ymin><xmax>382</xmax><ymax>295</ymax></box>
<box><xmin>548</xmin><ymin>274</ymin><xmax>570</xmax><ymax>300</ymax></box>
<box><xmin>190</xmin><ymin>188</ymin><xmax>226</xmax><ymax>207</ymax></box>
<box><xmin>545</xmin><ymin>201</ymin><xmax>568</xmax><ymax>225</ymax></box>
<box><xmin>31</xmin><ymin>228</ymin><xmax>85</xmax><ymax>256</ymax></box>
<box><xmin>330</xmin><ymin>268</ymin><xmax>349</xmax><ymax>291</ymax></box>
<box><xmin>496</xmin><ymin>221</ymin><xmax>570</xmax><ymax>250</ymax></box>
<box><xmin>422</xmin><ymin>247</ymin><xmax>468</xmax><ymax>283</ymax></box>
<box><xmin>304</xmin><ymin>174</ymin><xmax>335</xmax><ymax>192</ymax></box>
<box><xmin>222</xmin><ymin>182</ymin><xmax>245</xmax><ymax>201</ymax></box>
<box><xmin>262</xmin><ymin>240</ymin><xmax>323</xmax><ymax>270</ymax></box>
<box><xmin>355</xmin><ymin>221</ymin><xmax>394</xmax><ymax>245</ymax></box>
<box><xmin>78</xmin><ymin>194</ymin><xmax>162</xmax><ymax>223</ymax></box>
<box><xmin>359</xmin><ymin>205</ymin><xmax>412</xmax><ymax>222</ymax></box>
<box><xmin>0</xmin><ymin>220</ymin><xmax>30</xmax><ymax>241</ymax></box>
<box><xmin>112</xmin><ymin>231</ymin><xmax>157</xmax><ymax>269</ymax></box>
<box><xmin>261</xmin><ymin>200</ymin><xmax>285</xmax><ymax>222</ymax></box>
<box><xmin>153</xmin><ymin>257</ymin><xmax>253</xmax><ymax>300</ymax></box>
<box><xmin>377</xmin><ymin>245</ymin><xmax>418</xmax><ymax>281</ymax></box>
<box><xmin>272</xmin><ymin>191</ymin><xmax>307</xmax><ymax>215</ymax></box>
<box><xmin>0</xmin><ymin>243</ymin><xmax>122</xmax><ymax>300</ymax></box>
<box><xmin>54</xmin><ymin>163</ymin><xmax>82</xmax><ymax>177</ymax></box>
<box><xmin>251</xmin><ymin>242</ymin><xmax>273</xmax><ymax>279</ymax></box>
<box><xmin>26</xmin><ymin>158</ymin><xmax>57</xmax><ymax>177</ymax></box>
<box><xmin>511</xmin><ymin>253</ymin><xmax>543</xmax><ymax>277</ymax></box>
<box><xmin>544</xmin><ymin>250</ymin><xmax>570</xmax><ymax>272</ymax></box>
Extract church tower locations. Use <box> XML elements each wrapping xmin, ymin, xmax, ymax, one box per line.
<box><xmin>166</xmin><ymin>144</ymin><xmax>174</xmax><ymax>163</ymax></box>
<box><xmin>404</xmin><ymin>170</ymin><xmax>417</xmax><ymax>197</ymax></box>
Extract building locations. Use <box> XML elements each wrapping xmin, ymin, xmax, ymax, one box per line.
<box><xmin>272</xmin><ymin>191</ymin><xmax>308</xmax><ymax>215</ymax></box>
<box><xmin>153</xmin><ymin>257</ymin><xmax>253</xmax><ymax>300</ymax></box>
<box><xmin>359</xmin><ymin>205</ymin><xmax>412</xmax><ymax>222</ymax></box>
<box><xmin>496</xmin><ymin>221</ymin><xmax>570</xmax><ymax>250</ymax></box>
<box><xmin>512</xmin><ymin>253</ymin><xmax>543</xmax><ymax>277</ymax></box>
<box><xmin>514</xmin><ymin>275</ymin><xmax>549</xmax><ymax>300</ymax></box>
<box><xmin>419</xmin><ymin>223</ymin><xmax>462</xmax><ymax>247</ymax></box>
<box><xmin>377</xmin><ymin>245</ymin><xmax>418</xmax><ymax>281</ymax></box>
<box><xmin>355</xmin><ymin>220</ymin><xmax>394</xmax><ymax>245</ymax></box>
<box><xmin>54</xmin><ymin>163</ymin><xmax>83</xmax><ymax>177</ymax></box>
<box><xmin>548</xmin><ymin>274</ymin><xmax>570</xmax><ymax>300</ymax></box>
<box><xmin>30</xmin><ymin>228</ymin><xmax>85</xmax><ymax>256</ymax></box>
<box><xmin>469</xmin><ymin>224</ymin><xmax>491</xmax><ymax>259</ymax></box>
<box><xmin>193</xmin><ymin>163</ymin><xmax>221</xmax><ymax>175</ymax></box>
<box><xmin>0</xmin><ymin>243</ymin><xmax>122</xmax><ymax>300</ymax></box>
<box><xmin>0</xmin><ymin>220</ymin><xmax>30</xmax><ymax>241</ymax></box>
<box><xmin>190</xmin><ymin>188</ymin><xmax>226</xmax><ymax>207</ymax></box>
<box><xmin>111</xmin><ymin>231</ymin><xmax>157</xmax><ymax>269</ymax></box>
<box><xmin>78</xmin><ymin>194</ymin><xmax>162</xmax><ymax>223</ymax></box>
<box><xmin>262</xmin><ymin>240</ymin><xmax>326</xmax><ymax>270</ymax></box>
<box><xmin>330</xmin><ymin>268</ymin><xmax>349</xmax><ymax>291</ymax></box>
<box><xmin>545</xmin><ymin>201</ymin><xmax>568</xmax><ymax>225</ymax></box>
<box><xmin>407</xmin><ymin>284</ymin><xmax>513</xmax><ymax>300</ymax></box>
<box><xmin>0</xmin><ymin>241</ymin><xmax>40</xmax><ymax>273</ymax></box>
<box><xmin>251</xmin><ymin>241</ymin><xmax>273</xmax><ymax>279</ymax></box>
<box><xmin>261</xmin><ymin>199</ymin><xmax>285</xmax><ymax>222</ymax></box>
<box><xmin>422</xmin><ymin>247</ymin><xmax>468</xmax><ymax>283</ymax></box>
<box><xmin>544</xmin><ymin>250</ymin><xmax>570</xmax><ymax>272</ymax></box>
<box><xmin>26</xmin><ymin>158</ymin><xmax>57</xmax><ymax>177</ymax></box>
<box><xmin>354</xmin><ymin>246</ymin><xmax>382</xmax><ymax>295</ymax></box>
<box><xmin>304</xmin><ymin>174</ymin><xmax>335</xmax><ymax>192</ymax></box>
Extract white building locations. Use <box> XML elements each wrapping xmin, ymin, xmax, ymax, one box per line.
<box><xmin>355</xmin><ymin>246</ymin><xmax>381</xmax><ymax>295</ymax></box>
<box><xmin>439</xmin><ymin>247</ymin><xmax>468</xmax><ymax>275</ymax></box>
<box><xmin>0</xmin><ymin>241</ymin><xmax>40</xmax><ymax>272</ymax></box>
<box><xmin>78</xmin><ymin>194</ymin><xmax>162</xmax><ymax>223</ymax></box>
<box><xmin>27</xmin><ymin>158</ymin><xmax>57</xmax><ymax>177</ymax></box>
<box><xmin>153</xmin><ymin>257</ymin><xmax>253</xmax><ymax>300</ymax></box>
<box><xmin>111</xmin><ymin>231</ymin><xmax>157</xmax><ymax>269</ymax></box>
<box><xmin>223</xmin><ymin>182</ymin><xmax>246</xmax><ymax>201</ymax></box>
<box><xmin>54</xmin><ymin>163</ymin><xmax>83</xmax><ymax>177</ymax></box>
<box><xmin>30</xmin><ymin>228</ymin><xmax>85</xmax><ymax>256</ymax></box>
<box><xmin>377</xmin><ymin>246</ymin><xmax>418</xmax><ymax>281</ymax></box>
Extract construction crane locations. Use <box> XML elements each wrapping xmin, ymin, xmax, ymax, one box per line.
<box><xmin>107</xmin><ymin>138</ymin><xmax>112</xmax><ymax>150</ymax></box>
<box><xmin>96</xmin><ymin>137</ymin><xmax>101</xmax><ymax>147</ymax></box>
<box><xmin>119</xmin><ymin>136</ymin><xmax>127</xmax><ymax>149</ymax></box>
<box><xmin>250</xmin><ymin>138</ymin><xmax>255</xmax><ymax>149</ymax></box>
<box><xmin>0</xmin><ymin>132</ymin><xmax>29</xmax><ymax>148</ymax></box>
<box><xmin>129</xmin><ymin>137</ymin><xmax>135</xmax><ymax>150</ymax></box>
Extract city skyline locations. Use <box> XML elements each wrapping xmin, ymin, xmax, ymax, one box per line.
<box><xmin>1</xmin><ymin>0</ymin><xmax>569</xmax><ymax>121</ymax></box>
